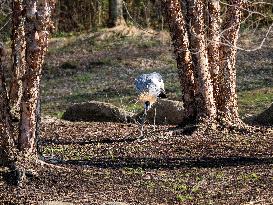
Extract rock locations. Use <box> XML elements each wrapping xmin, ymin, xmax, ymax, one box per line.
<box><xmin>250</xmin><ymin>103</ymin><xmax>273</xmax><ymax>125</ymax></box>
<box><xmin>62</xmin><ymin>101</ymin><xmax>134</xmax><ymax>123</ymax></box>
<box><xmin>134</xmin><ymin>99</ymin><xmax>185</xmax><ymax>125</ymax></box>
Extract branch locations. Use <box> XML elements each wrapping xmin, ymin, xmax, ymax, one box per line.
<box><xmin>220</xmin><ymin>0</ymin><xmax>272</xmax><ymax>18</ymax></box>
<box><xmin>226</xmin><ymin>22</ymin><xmax>273</xmax><ymax>52</ymax></box>
<box><xmin>0</xmin><ymin>17</ymin><xmax>11</xmax><ymax>32</ymax></box>
<box><xmin>122</xmin><ymin>0</ymin><xmax>158</xmax><ymax>35</ymax></box>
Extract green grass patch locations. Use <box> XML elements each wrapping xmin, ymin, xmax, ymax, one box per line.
<box><xmin>74</xmin><ymin>73</ymin><xmax>92</xmax><ymax>83</ymax></box>
<box><xmin>176</xmin><ymin>194</ymin><xmax>193</xmax><ymax>202</ymax></box>
<box><xmin>238</xmin><ymin>87</ymin><xmax>273</xmax><ymax>117</ymax></box>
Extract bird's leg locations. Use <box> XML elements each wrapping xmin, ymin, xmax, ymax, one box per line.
<box><xmin>153</xmin><ymin>107</ymin><xmax>157</xmax><ymax>131</ymax></box>
<box><xmin>140</xmin><ymin>108</ymin><xmax>147</xmax><ymax>137</ymax></box>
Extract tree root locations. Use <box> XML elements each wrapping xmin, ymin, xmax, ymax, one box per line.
<box><xmin>4</xmin><ymin>155</ymin><xmax>71</xmax><ymax>186</ymax></box>
<box><xmin>35</xmin><ymin>158</ymin><xmax>71</xmax><ymax>171</ymax></box>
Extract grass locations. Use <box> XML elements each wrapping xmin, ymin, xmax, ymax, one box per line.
<box><xmin>41</xmin><ymin>27</ymin><xmax>273</xmax><ymax>120</ymax></box>
<box><xmin>238</xmin><ymin>87</ymin><xmax>273</xmax><ymax>116</ymax></box>
<box><xmin>239</xmin><ymin>172</ymin><xmax>260</xmax><ymax>182</ymax></box>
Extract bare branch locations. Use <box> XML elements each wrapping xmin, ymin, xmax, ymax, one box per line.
<box><xmin>0</xmin><ymin>17</ymin><xmax>11</xmax><ymax>32</ymax></box>
<box><xmin>122</xmin><ymin>0</ymin><xmax>157</xmax><ymax>35</ymax></box>
<box><xmin>220</xmin><ymin>0</ymin><xmax>270</xmax><ymax>18</ymax></box>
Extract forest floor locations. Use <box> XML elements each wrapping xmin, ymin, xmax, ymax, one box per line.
<box><xmin>1</xmin><ymin>26</ymin><xmax>273</xmax><ymax>204</ymax></box>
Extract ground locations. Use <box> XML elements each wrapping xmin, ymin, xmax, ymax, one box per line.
<box><xmin>1</xmin><ymin>119</ymin><xmax>273</xmax><ymax>204</ymax></box>
<box><xmin>1</xmin><ymin>26</ymin><xmax>273</xmax><ymax>204</ymax></box>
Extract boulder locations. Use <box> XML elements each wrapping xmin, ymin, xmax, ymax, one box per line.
<box><xmin>134</xmin><ymin>99</ymin><xmax>185</xmax><ymax>125</ymax></box>
<box><xmin>62</xmin><ymin>101</ymin><xmax>134</xmax><ymax>123</ymax></box>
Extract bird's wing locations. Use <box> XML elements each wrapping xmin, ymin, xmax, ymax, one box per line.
<box><xmin>135</xmin><ymin>74</ymin><xmax>149</xmax><ymax>93</ymax></box>
<box><xmin>149</xmin><ymin>73</ymin><xmax>165</xmax><ymax>95</ymax></box>
<box><xmin>135</xmin><ymin>72</ymin><xmax>165</xmax><ymax>96</ymax></box>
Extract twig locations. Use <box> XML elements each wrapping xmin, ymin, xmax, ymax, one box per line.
<box><xmin>122</xmin><ymin>0</ymin><xmax>158</xmax><ymax>35</ymax></box>
<box><xmin>0</xmin><ymin>17</ymin><xmax>11</xmax><ymax>32</ymax></box>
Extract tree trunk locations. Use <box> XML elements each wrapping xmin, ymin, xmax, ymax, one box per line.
<box><xmin>108</xmin><ymin>0</ymin><xmax>126</xmax><ymax>27</ymax></box>
<box><xmin>219</xmin><ymin>0</ymin><xmax>243</xmax><ymax>123</ymax></box>
<box><xmin>9</xmin><ymin>0</ymin><xmax>26</xmax><ymax>120</ymax></box>
<box><xmin>162</xmin><ymin>0</ymin><xmax>196</xmax><ymax>120</ymax></box>
<box><xmin>187</xmin><ymin>0</ymin><xmax>216</xmax><ymax>121</ymax></box>
<box><xmin>164</xmin><ymin>0</ymin><xmax>244</xmax><ymax>129</ymax></box>
<box><xmin>18</xmin><ymin>0</ymin><xmax>52</xmax><ymax>155</ymax></box>
<box><xmin>0</xmin><ymin>43</ymin><xmax>16</xmax><ymax>166</ymax></box>
<box><xmin>208</xmin><ymin>0</ymin><xmax>221</xmax><ymax>110</ymax></box>
<box><xmin>0</xmin><ymin>0</ymin><xmax>54</xmax><ymax>185</ymax></box>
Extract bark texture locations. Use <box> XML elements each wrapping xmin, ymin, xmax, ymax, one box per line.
<box><xmin>0</xmin><ymin>43</ymin><xmax>15</xmax><ymax>166</ymax></box>
<box><xmin>219</xmin><ymin>0</ymin><xmax>243</xmax><ymax>123</ymax></box>
<box><xmin>9</xmin><ymin>0</ymin><xmax>26</xmax><ymax>119</ymax></box>
<box><xmin>208</xmin><ymin>0</ymin><xmax>221</xmax><ymax>109</ymax></box>
<box><xmin>108</xmin><ymin>0</ymin><xmax>126</xmax><ymax>27</ymax></box>
<box><xmin>187</xmin><ymin>0</ymin><xmax>216</xmax><ymax>121</ymax></box>
<box><xmin>163</xmin><ymin>0</ymin><xmax>244</xmax><ymax>127</ymax></box>
<box><xmin>162</xmin><ymin>0</ymin><xmax>196</xmax><ymax>120</ymax></box>
<box><xmin>19</xmin><ymin>0</ymin><xmax>53</xmax><ymax>155</ymax></box>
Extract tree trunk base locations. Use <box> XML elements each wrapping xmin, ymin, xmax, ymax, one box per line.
<box><xmin>4</xmin><ymin>155</ymin><xmax>70</xmax><ymax>186</ymax></box>
<box><xmin>108</xmin><ymin>17</ymin><xmax>127</xmax><ymax>28</ymax></box>
<box><xmin>169</xmin><ymin>116</ymin><xmax>257</xmax><ymax>136</ymax></box>
<box><xmin>5</xmin><ymin>161</ymin><xmax>26</xmax><ymax>186</ymax></box>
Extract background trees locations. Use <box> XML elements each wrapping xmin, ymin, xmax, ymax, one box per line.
<box><xmin>0</xmin><ymin>0</ymin><xmax>168</xmax><ymax>34</ymax></box>
<box><xmin>1</xmin><ymin>0</ymin><xmax>272</xmax><ymax>35</ymax></box>
<box><xmin>108</xmin><ymin>0</ymin><xmax>126</xmax><ymax>27</ymax></box>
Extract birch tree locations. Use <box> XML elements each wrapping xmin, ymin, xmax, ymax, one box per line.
<box><xmin>0</xmin><ymin>0</ymin><xmax>55</xmax><ymax>184</ymax></box>
<box><xmin>163</xmin><ymin>0</ymin><xmax>245</xmax><ymax>129</ymax></box>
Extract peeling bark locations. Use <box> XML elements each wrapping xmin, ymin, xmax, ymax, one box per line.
<box><xmin>19</xmin><ymin>0</ymin><xmax>53</xmax><ymax>155</ymax></box>
<box><xmin>208</xmin><ymin>0</ymin><xmax>221</xmax><ymax>109</ymax></box>
<box><xmin>162</xmin><ymin>0</ymin><xmax>196</xmax><ymax>120</ymax></box>
<box><xmin>0</xmin><ymin>0</ymin><xmax>54</xmax><ymax>185</ymax></box>
<box><xmin>219</xmin><ymin>0</ymin><xmax>243</xmax><ymax>123</ymax></box>
<box><xmin>164</xmin><ymin>0</ymin><xmax>244</xmax><ymax>129</ymax></box>
<box><xmin>9</xmin><ymin>0</ymin><xmax>26</xmax><ymax>119</ymax></box>
<box><xmin>187</xmin><ymin>0</ymin><xmax>216</xmax><ymax>121</ymax></box>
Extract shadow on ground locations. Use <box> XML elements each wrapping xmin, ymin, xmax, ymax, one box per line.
<box><xmin>55</xmin><ymin>156</ymin><xmax>273</xmax><ymax>169</ymax></box>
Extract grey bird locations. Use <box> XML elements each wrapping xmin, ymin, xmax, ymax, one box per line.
<box><xmin>135</xmin><ymin>72</ymin><xmax>166</xmax><ymax>135</ymax></box>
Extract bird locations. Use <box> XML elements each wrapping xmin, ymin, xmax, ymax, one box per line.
<box><xmin>135</xmin><ymin>72</ymin><xmax>166</xmax><ymax>136</ymax></box>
